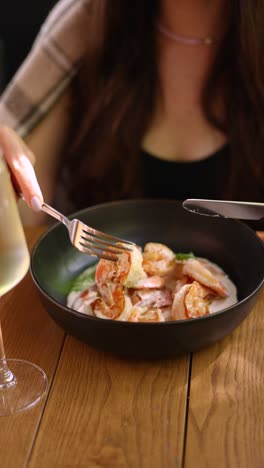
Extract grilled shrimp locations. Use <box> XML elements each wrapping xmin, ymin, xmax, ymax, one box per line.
<box><xmin>171</xmin><ymin>281</ymin><xmax>211</xmax><ymax>320</ymax></box>
<box><xmin>130</xmin><ymin>288</ymin><xmax>171</xmax><ymax>308</ymax></box>
<box><xmin>67</xmin><ymin>284</ymin><xmax>99</xmax><ymax>316</ymax></box>
<box><xmin>182</xmin><ymin>258</ymin><xmax>227</xmax><ymax>297</ymax></box>
<box><xmin>95</xmin><ymin>243</ymin><xmax>145</xmax><ymax>289</ymax></box>
<box><xmin>142</xmin><ymin>243</ymin><xmax>175</xmax><ymax>276</ymax></box>
<box><xmin>129</xmin><ymin>306</ymin><xmax>165</xmax><ymax>322</ymax></box>
<box><xmin>132</xmin><ymin>275</ymin><xmax>165</xmax><ymax>289</ymax></box>
<box><xmin>92</xmin><ymin>284</ymin><xmax>133</xmax><ymax>320</ymax></box>
<box><xmin>67</xmin><ymin>241</ymin><xmax>237</xmax><ymax>323</ymax></box>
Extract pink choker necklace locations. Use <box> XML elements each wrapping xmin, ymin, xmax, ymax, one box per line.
<box><xmin>156</xmin><ymin>22</ymin><xmax>220</xmax><ymax>46</ymax></box>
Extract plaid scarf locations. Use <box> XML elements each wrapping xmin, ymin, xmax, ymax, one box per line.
<box><xmin>0</xmin><ymin>0</ymin><xmax>90</xmax><ymax>137</ymax></box>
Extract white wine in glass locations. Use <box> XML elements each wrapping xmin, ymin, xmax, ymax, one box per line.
<box><xmin>0</xmin><ymin>155</ymin><xmax>48</xmax><ymax>416</ymax></box>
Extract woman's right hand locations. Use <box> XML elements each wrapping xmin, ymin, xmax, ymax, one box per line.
<box><xmin>0</xmin><ymin>125</ymin><xmax>43</xmax><ymax>211</ymax></box>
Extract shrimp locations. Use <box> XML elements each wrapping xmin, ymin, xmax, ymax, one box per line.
<box><xmin>130</xmin><ymin>288</ymin><xmax>171</xmax><ymax>308</ymax></box>
<box><xmin>133</xmin><ymin>275</ymin><xmax>165</xmax><ymax>289</ymax></box>
<box><xmin>171</xmin><ymin>281</ymin><xmax>211</xmax><ymax>320</ymax></box>
<box><xmin>67</xmin><ymin>284</ymin><xmax>99</xmax><ymax>316</ymax></box>
<box><xmin>129</xmin><ymin>306</ymin><xmax>165</xmax><ymax>322</ymax></box>
<box><xmin>95</xmin><ymin>243</ymin><xmax>146</xmax><ymax>289</ymax></box>
<box><xmin>142</xmin><ymin>243</ymin><xmax>175</xmax><ymax>276</ymax></box>
<box><xmin>160</xmin><ymin>307</ymin><xmax>173</xmax><ymax>321</ymax></box>
<box><xmin>182</xmin><ymin>258</ymin><xmax>227</xmax><ymax>297</ymax></box>
<box><xmin>92</xmin><ymin>284</ymin><xmax>133</xmax><ymax>320</ymax></box>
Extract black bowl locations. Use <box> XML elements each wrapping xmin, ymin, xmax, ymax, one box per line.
<box><xmin>30</xmin><ymin>199</ymin><xmax>264</xmax><ymax>359</ymax></box>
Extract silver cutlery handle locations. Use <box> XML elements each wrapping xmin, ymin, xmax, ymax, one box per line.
<box><xmin>183</xmin><ymin>199</ymin><xmax>264</xmax><ymax>220</ymax></box>
<box><xmin>42</xmin><ymin>203</ymin><xmax>69</xmax><ymax>226</ymax></box>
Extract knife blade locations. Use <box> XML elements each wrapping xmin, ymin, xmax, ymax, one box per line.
<box><xmin>182</xmin><ymin>199</ymin><xmax>264</xmax><ymax>220</ymax></box>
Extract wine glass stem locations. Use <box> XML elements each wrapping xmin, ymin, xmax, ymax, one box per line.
<box><xmin>0</xmin><ymin>321</ymin><xmax>15</xmax><ymax>388</ymax></box>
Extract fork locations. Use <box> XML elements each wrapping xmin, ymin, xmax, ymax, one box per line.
<box><xmin>41</xmin><ymin>202</ymin><xmax>134</xmax><ymax>261</ymax></box>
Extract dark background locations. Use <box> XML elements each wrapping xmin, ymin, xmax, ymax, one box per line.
<box><xmin>0</xmin><ymin>1</ymin><xmax>57</xmax><ymax>91</ymax></box>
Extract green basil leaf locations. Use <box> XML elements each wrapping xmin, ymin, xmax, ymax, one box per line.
<box><xmin>71</xmin><ymin>263</ymin><xmax>98</xmax><ymax>291</ymax></box>
<box><xmin>175</xmin><ymin>252</ymin><xmax>195</xmax><ymax>261</ymax></box>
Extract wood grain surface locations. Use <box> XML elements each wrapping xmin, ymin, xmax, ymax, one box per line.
<box><xmin>29</xmin><ymin>338</ymin><xmax>189</xmax><ymax>468</ymax></box>
<box><xmin>0</xmin><ymin>227</ymin><xmax>65</xmax><ymax>467</ymax></box>
<box><xmin>186</xmin><ymin>231</ymin><xmax>264</xmax><ymax>468</ymax></box>
<box><xmin>185</xmin><ymin>288</ymin><xmax>264</xmax><ymax>468</ymax></box>
<box><xmin>1</xmin><ymin>226</ymin><xmax>264</xmax><ymax>468</ymax></box>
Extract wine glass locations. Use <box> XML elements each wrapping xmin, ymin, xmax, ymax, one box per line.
<box><xmin>0</xmin><ymin>155</ymin><xmax>48</xmax><ymax>416</ymax></box>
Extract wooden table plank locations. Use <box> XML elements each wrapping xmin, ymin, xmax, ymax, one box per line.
<box><xmin>29</xmin><ymin>335</ymin><xmax>190</xmax><ymax>468</ymax></box>
<box><xmin>0</xmin><ymin>226</ymin><xmax>65</xmax><ymax>468</ymax></box>
<box><xmin>184</xmin><ymin>288</ymin><xmax>264</xmax><ymax>468</ymax></box>
<box><xmin>2</xmin><ymin>226</ymin><xmax>262</xmax><ymax>467</ymax></box>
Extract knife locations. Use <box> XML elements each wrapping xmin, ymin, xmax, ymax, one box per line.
<box><xmin>182</xmin><ymin>199</ymin><xmax>264</xmax><ymax>220</ymax></box>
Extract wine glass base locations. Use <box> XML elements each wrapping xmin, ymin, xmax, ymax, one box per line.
<box><xmin>0</xmin><ymin>359</ymin><xmax>48</xmax><ymax>416</ymax></box>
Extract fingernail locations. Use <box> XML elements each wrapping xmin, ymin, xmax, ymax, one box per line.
<box><xmin>30</xmin><ymin>196</ymin><xmax>42</xmax><ymax>212</ymax></box>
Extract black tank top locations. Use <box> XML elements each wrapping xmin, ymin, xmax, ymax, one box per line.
<box><xmin>141</xmin><ymin>145</ymin><xmax>230</xmax><ymax>201</ymax></box>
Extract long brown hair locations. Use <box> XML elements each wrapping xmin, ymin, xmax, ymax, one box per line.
<box><xmin>63</xmin><ymin>0</ymin><xmax>264</xmax><ymax>208</ymax></box>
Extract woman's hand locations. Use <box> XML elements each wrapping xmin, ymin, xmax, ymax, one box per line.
<box><xmin>0</xmin><ymin>125</ymin><xmax>43</xmax><ymax>211</ymax></box>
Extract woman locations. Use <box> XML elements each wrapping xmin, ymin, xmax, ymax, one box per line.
<box><xmin>0</xmin><ymin>0</ymin><xmax>263</xmax><ymax>225</ymax></box>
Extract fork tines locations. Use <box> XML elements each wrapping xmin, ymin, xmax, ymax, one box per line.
<box><xmin>79</xmin><ymin>226</ymin><xmax>135</xmax><ymax>261</ymax></box>
<box><xmin>82</xmin><ymin>225</ymin><xmax>135</xmax><ymax>248</ymax></box>
<box><xmin>78</xmin><ymin>242</ymin><xmax>118</xmax><ymax>261</ymax></box>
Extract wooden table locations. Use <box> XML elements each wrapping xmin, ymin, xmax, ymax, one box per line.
<box><xmin>1</xmin><ymin>226</ymin><xmax>264</xmax><ymax>468</ymax></box>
